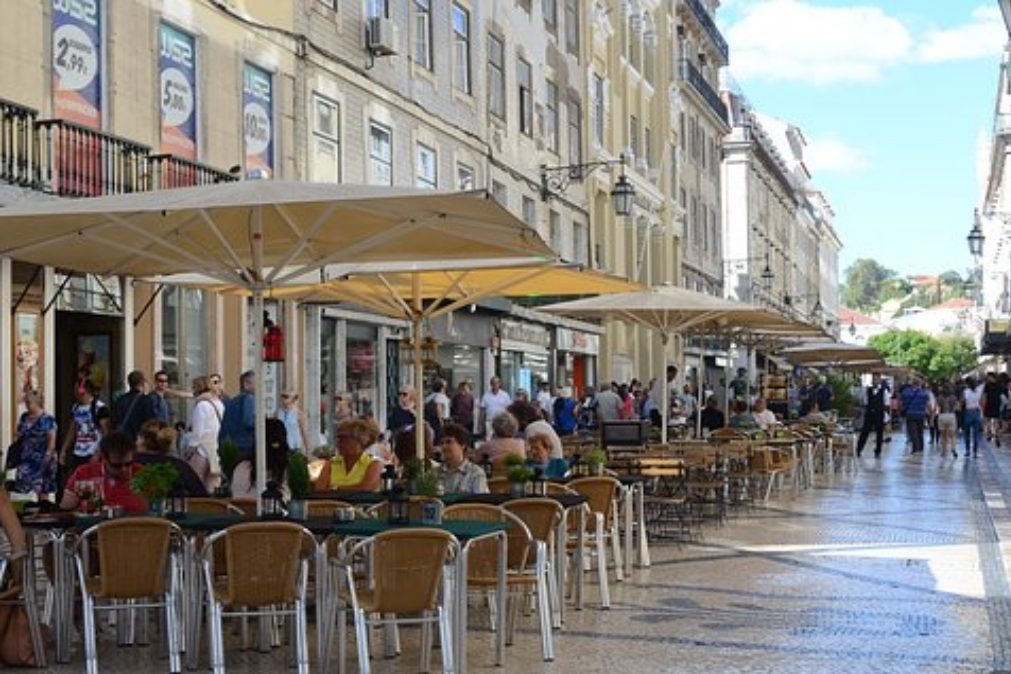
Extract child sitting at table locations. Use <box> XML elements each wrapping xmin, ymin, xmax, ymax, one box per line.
<box><xmin>61</xmin><ymin>432</ymin><xmax>146</xmax><ymax>514</ymax></box>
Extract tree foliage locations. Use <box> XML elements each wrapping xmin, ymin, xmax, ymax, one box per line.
<box><xmin>841</xmin><ymin>258</ymin><xmax>896</xmax><ymax>311</ymax></box>
<box><xmin>868</xmin><ymin>330</ymin><xmax>978</xmax><ymax>382</ymax></box>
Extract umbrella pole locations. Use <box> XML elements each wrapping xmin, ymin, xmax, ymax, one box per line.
<box><xmin>253</xmin><ymin>287</ymin><xmax>267</xmax><ymax>513</ymax></box>
<box><xmin>661</xmin><ymin>334</ymin><xmax>669</xmax><ymax>445</ymax></box>
<box><xmin>412</xmin><ymin>274</ymin><xmax>425</xmax><ymax>462</ymax></box>
<box><xmin>696</xmin><ymin>345</ymin><xmax>704</xmax><ymax>439</ymax></box>
<box><xmin>746</xmin><ymin>344</ymin><xmax>753</xmax><ymax>412</ymax></box>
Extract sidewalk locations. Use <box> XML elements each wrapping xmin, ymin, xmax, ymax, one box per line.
<box><xmin>43</xmin><ymin>438</ymin><xmax>1011</xmax><ymax>673</ymax></box>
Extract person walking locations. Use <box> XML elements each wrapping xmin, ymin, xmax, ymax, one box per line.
<box><xmin>276</xmin><ymin>389</ymin><xmax>310</xmax><ymax>453</ymax></box>
<box><xmin>984</xmin><ymin>372</ymin><xmax>1003</xmax><ymax>447</ymax></box>
<box><xmin>59</xmin><ymin>379</ymin><xmax>111</xmax><ymax>479</ymax></box>
<box><xmin>479</xmin><ymin>377</ymin><xmax>512</xmax><ymax>439</ymax></box>
<box><xmin>148</xmin><ymin>370</ymin><xmax>172</xmax><ymax>423</ymax></box>
<box><xmin>856</xmin><ymin>376</ymin><xmax>888</xmax><ymax>458</ymax></box>
<box><xmin>218</xmin><ymin>370</ymin><xmax>256</xmax><ymax>464</ymax></box>
<box><xmin>11</xmin><ymin>391</ymin><xmax>58</xmax><ymax>495</ymax></box>
<box><xmin>450</xmin><ymin>381</ymin><xmax>475</xmax><ymax>433</ymax></box>
<box><xmin>389</xmin><ymin>386</ymin><xmax>418</xmax><ymax>434</ymax></box>
<box><xmin>593</xmin><ymin>382</ymin><xmax>623</xmax><ymax>423</ymax></box>
<box><xmin>900</xmin><ymin>377</ymin><xmax>930</xmax><ymax>455</ymax></box>
<box><xmin>187</xmin><ymin>374</ymin><xmax>225</xmax><ymax>491</ymax></box>
<box><xmin>963</xmin><ymin>377</ymin><xmax>985</xmax><ymax>458</ymax></box>
<box><xmin>936</xmin><ymin>383</ymin><xmax>959</xmax><ymax>458</ymax></box>
<box><xmin>113</xmin><ymin>370</ymin><xmax>155</xmax><ymax>442</ymax></box>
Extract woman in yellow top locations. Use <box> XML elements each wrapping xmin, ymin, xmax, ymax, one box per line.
<box><xmin>315</xmin><ymin>418</ymin><xmax>383</xmax><ymax>491</ymax></box>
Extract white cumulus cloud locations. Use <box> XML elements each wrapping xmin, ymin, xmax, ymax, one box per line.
<box><xmin>804</xmin><ymin>136</ymin><xmax>868</xmax><ymax>174</ymax></box>
<box><xmin>726</xmin><ymin>0</ymin><xmax>912</xmax><ymax>85</ymax></box>
<box><xmin>725</xmin><ymin>2</ymin><xmax>1006</xmax><ymax>85</ymax></box>
<box><xmin>917</xmin><ymin>6</ymin><xmax>1005</xmax><ymax>63</ymax></box>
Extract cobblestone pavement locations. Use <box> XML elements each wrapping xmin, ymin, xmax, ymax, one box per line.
<box><xmin>40</xmin><ymin>433</ymin><xmax>1011</xmax><ymax>673</ymax></box>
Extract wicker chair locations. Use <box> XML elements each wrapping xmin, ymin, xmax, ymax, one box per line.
<box><xmin>227</xmin><ymin>498</ymin><xmax>258</xmax><ymax>516</ymax></box>
<box><xmin>366</xmin><ymin>496</ymin><xmax>441</xmax><ymax>521</ymax></box>
<box><xmin>185</xmin><ymin>498</ymin><xmax>244</xmax><ymax>515</ymax></box>
<box><xmin>74</xmin><ymin>518</ymin><xmax>183</xmax><ymax>674</ymax></box>
<box><xmin>335</xmin><ymin>529</ymin><xmax>457</xmax><ymax>674</ymax></box>
<box><xmin>444</xmin><ymin>503</ymin><xmax>555</xmax><ymax>662</ymax></box>
<box><xmin>502</xmin><ymin>499</ymin><xmax>563</xmax><ymax>628</ymax></box>
<box><xmin>201</xmin><ymin>522</ymin><xmax>315</xmax><ymax>674</ymax></box>
<box><xmin>487</xmin><ymin>477</ymin><xmax>511</xmax><ymax>494</ymax></box>
<box><xmin>567</xmin><ymin>477</ymin><xmax>624</xmax><ymax>608</ymax></box>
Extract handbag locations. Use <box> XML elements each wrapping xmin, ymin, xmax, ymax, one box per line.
<box><xmin>0</xmin><ymin>604</ymin><xmax>38</xmax><ymax>666</ymax></box>
<box><xmin>3</xmin><ymin>439</ymin><xmax>21</xmax><ymax>472</ymax></box>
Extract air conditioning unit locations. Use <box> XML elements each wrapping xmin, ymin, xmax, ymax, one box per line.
<box><xmin>366</xmin><ymin>17</ymin><xmax>398</xmax><ymax>56</ymax></box>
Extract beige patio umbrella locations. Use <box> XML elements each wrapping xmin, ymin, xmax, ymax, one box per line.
<box><xmin>540</xmin><ymin>284</ymin><xmax>777</xmax><ymax>442</ymax></box>
<box><xmin>780</xmin><ymin>342</ymin><xmax>884</xmax><ymax>367</ymax></box>
<box><xmin>0</xmin><ymin>181</ymin><xmax>556</xmax><ymax>504</ymax></box>
<box><xmin>252</xmin><ymin>263</ymin><xmax>643</xmax><ymax>457</ymax></box>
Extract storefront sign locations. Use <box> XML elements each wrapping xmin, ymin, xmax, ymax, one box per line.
<box><xmin>243</xmin><ymin>62</ymin><xmax>273</xmax><ymax>173</ymax></box>
<box><xmin>52</xmin><ymin>0</ymin><xmax>103</xmax><ymax>128</ymax></box>
<box><xmin>499</xmin><ymin>319</ymin><xmax>550</xmax><ymax>352</ymax></box>
<box><xmin>555</xmin><ymin>327</ymin><xmax>599</xmax><ymax>355</ymax></box>
<box><xmin>159</xmin><ymin>23</ymin><xmax>197</xmax><ymax>159</ymax></box>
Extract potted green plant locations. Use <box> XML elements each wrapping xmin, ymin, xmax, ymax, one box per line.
<box><xmin>504</xmin><ymin>453</ymin><xmax>533</xmax><ymax>497</ymax></box>
<box><xmin>311</xmin><ymin>445</ymin><xmax>334</xmax><ymax>460</ymax></box>
<box><xmin>131</xmin><ymin>463</ymin><xmax>180</xmax><ymax>516</ymax></box>
<box><xmin>414</xmin><ymin>469</ymin><xmax>444</xmax><ymax>524</ymax></box>
<box><xmin>584</xmin><ymin>449</ymin><xmax>607</xmax><ymax>476</ymax></box>
<box><xmin>402</xmin><ymin>457</ymin><xmax>423</xmax><ymax>494</ymax></box>
<box><xmin>286</xmin><ymin>452</ymin><xmax>312</xmax><ymax>520</ymax></box>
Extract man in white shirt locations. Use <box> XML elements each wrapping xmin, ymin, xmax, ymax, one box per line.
<box><xmin>535</xmin><ymin>382</ymin><xmax>554</xmax><ymax>422</ymax></box>
<box><xmin>752</xmin><ymin>398</ymin><xmax>778</xmax><ymax>430</ymax></box>
<box><xmin>479</xmin><ymin>376</ymin><xmax>512</xmax><ymax>439</ymax></box>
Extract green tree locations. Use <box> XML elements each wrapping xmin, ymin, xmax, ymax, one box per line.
<box><xmin>939</xmin><ymin>270</ymin><xmax>963</xmax><ymax>287</ymax></box>
<box><xmin>841</xmin><ymin>258</ymin><xmax>896</xmax><ymax>311</ymax></box>
<box><xmin>868</xmin><ymin>330</ymin><xmax>978</xmax><ymax>382</ymax></box>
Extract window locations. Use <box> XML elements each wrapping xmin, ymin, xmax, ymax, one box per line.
<box><xmin>522</xmin><ymin>196</ymin><xmax>536</xmax><ymax>226</ymax></box>
<box><xmin>592</xmin><ymin>74</ymin><xmax>604</xmax><ymax>145</ymax></box>
<box><xmin>567</xmin><ymin>99</ymin><xmax>581</xmax><ymax>166</ymax></box>
<box><xmin>369</xmin><ymin>121</ymin><xmax>392</xmax><ymax>185</ymax></box>
<box><xmin>629</xmin><ymin>115</ymin><xmax>639</xmax><ymax>161</ymax></box>
<box><xmin>416</xmin><ymin>142</ymin><xmax>437</xmax><ymax>189</ymax></box>
<box><xmin>689</xmin><ymin>116</ymin><xmax>698</xmax><ymax>161</ymax></box>
<box><xmin>701</xmin><ymin>204</ymin><xmax>708</xmax><ymax>251</ymax></box>
<box><xmin>457</xmin><ymin>162</ymin><xmax>474</xmax><ymax>190</ymax></box>
<box><xmin>679</xmin><ymin>112</ymin><xmax>686</xmax><ymax>151</ymax></box>
<box><xmin>366</xmin><ymin>0</ymin><xmax>387</xmax><ymax>18</ymax></box>
<box><xmin>544</xmin><ymin>0</ymin><xmax>557</xmax><ymax>32</ymax></box>
<box><xmin>319</xmin><ymin>0</ymin><xmax>336</xmax><ymax>8</ymax></box>
<box><xmin>628</xmin><ymin>14</ymin><xmax>641</xmax><ymax>71</ymax></box>
<box><xmin>644</xmin><ymin>126</ymin><xmax>652</xmax><ymax>170</ymax></box>
<box><xmin>452</xmin><ymin>4</ymin><xmax>471</xmax><ymax>93</ymax></box>
<box><xmin>549</xmin><ymin>211</ymin><xmax>562</xmax><ymax>253</ymax></box>
<box><xmin>545</xmin><ymin>80</ymin><xmax>559</xmax><ymax>153</ymax></box>
<box><xmin>413</xmin><ymin>0</ymin><xmax>433</xmax><ymax>70</ymax></box>
<box><xmin>689</xmin><ymin>196</ymin><xmax>697</xmax><ymax>243</ymax></box>
<box><xmin>518</xmin><ymin>58</ymin><xmax>533</xmax><ymax>136</ymax></box>
<box><xmin>710</xmin><ymin>209</ymin><xmax>719</xmax><ymax>257</ymax></box>
<box><xmin>700</xmin><ymin>129</ymin><xmax>707</xmax><ymax>170</ymax></box>
<box><xmin>573</xmin><ymin>221</ymin><xmax>588</xmax><ymax>264</ymax></box>
<box><xmin>488</xmin><ymin>34</ymin><xmax>506</xmax><ymax>120</ymax></box>
<box><xmin>311</xmin><ymin>95</ymin><xmax>340</xmax><ymax>183</ymax></box>
<box><xmin>670</xmin><ymin>143</ymin><xmax>677</xmax><ymax>196</ymax></box>
<box><xmin>564</xmin><ymin>0</ymin><xmax>579</xmax><ymax>54</ymax></box>
<box><xmin>492</xmin><ymin>180</ymin><xmax>508</xmax><ymax>207</ymax></box>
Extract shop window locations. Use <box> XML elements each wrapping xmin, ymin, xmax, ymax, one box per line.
<box><xmin>160</xmin><ymin>286</ymin><xmax>208</xmax><ymax>419</ymax></box>
<box><xmin>347</xmin><ymin>322</ymin><xmax>378</xmax><ymax>418</ymax></box>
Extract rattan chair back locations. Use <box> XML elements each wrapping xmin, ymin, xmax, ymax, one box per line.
<box><xmin>503</xmin><ymin>498</ymin><xmax>563</xmax><ymax>546</ymax></box>
<box><xmin>568</xmin><ymin>477</ymin><xmax>621</xmax><ymax>528</ymax></box>
<box><xmin>487</xmin><ymin>477</ymin><xmax>511</xmax><ymax>494</ymax></box>
<box><xmin>186</xmin><ymin>497</ymin><xmax>242</xmax><ymax>515</ymax></box>
<box><xmin>364</xmin><ymin>529</ymin><xmax>454</xmax><ymax>614</ymax></box>
<box><xmin>220</xmin><ymin>522</ymin><xmax>309</xmax><ymax>606</ymax></box>
<box><xmin>93</xmin><ymin>518</ymin><xmax>175</xmax><ymax>599</ymax></box>
<box><xmin>306</xmin><ymin>499</ymin><xmax>354</xmax><ymax>518</ymax></box>
<box><xmin>444</xmin><ymin>503</ymin><xmax>531</xmax><ymax>573</ymax></box>
<box><xmin>228</xmin><ymin>498</ymin><xmax>258</xmax><ymax>516</ymax></box>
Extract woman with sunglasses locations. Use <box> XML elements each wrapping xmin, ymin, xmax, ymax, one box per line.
<box><xmin>315</xmin><ymin>419</ymin><xmax>382</xmax><ymax>492</ymax></box>
<box><xmin>186</xmin><ymin>374</ymin><xmax>225</xmax><ymax>491</ymax></box>
<box><xmin>61</xmin><ymin>432</ymin><xmax>146</xmax><ymax>513</ymax></box>
<box><xmin>389</xmin><ymin>388</ymin><xmax>417</xmax><ymax>434</ymax></box>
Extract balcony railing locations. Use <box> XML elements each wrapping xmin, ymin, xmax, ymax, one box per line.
<box><xmin>0</xmin><ymin>98</ymin><xmax>37</xmax><ymax>186</ymax></box>
<box><xmin>683</xmin><ymin>61</ymin><xmax>728</xmax><ymax>125</ymax></box>
<box><xmin>147</xmin><ymin>154</ymin><xmax>238</xmax><ymax>190</ymax></box>
<box><xmin>685</xmin><ymin>0</ymin><xmax>729</xmax><ymax>62</ymax></box>
<box><xmin>35</xmin><ymin>119</ymin><xmax>149</xmax><ymax>197</ymax></box>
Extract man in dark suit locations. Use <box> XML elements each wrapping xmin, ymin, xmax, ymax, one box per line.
<box><xmin>857</xmin><ymin>376</ymin><xmax>888</xmax><ymax>457</ymax></box>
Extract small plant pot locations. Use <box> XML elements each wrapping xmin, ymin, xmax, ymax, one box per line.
<box><xmin>147</xmin><ymin>499</ymin><xmax>167</xmax><ymax>517</ymax></box>
<box><xmin>588</xmin><ymin>463</ymin><xmax>604</xmax><ymax>477</ymax></box>
<box><xmin>287</xmin><ymin>499</ymin><xmax>308</xmax><ymax>520</ymax></box>
<box><xmin>509</xmin><ymin>481</ymin><xmax>528</xmax><ymax>498</ymax></box>
<box><xmin>421</xmin><ymin>501</ymin><xmax>443</xmax><ymax>525</ymax></box>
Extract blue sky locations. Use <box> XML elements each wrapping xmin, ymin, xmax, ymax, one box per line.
<box><xmin>718</xmin><ymin>0</ymin><xmax>1006</xmax><ymax>279</ymax></box>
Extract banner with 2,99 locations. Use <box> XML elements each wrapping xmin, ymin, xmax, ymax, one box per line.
<box><xmin>159</xmin><ymin>23</ymin><xmax>197</xmax><ymax>160</ymax></box>
<box><xmin>52</xmin><ymin>0</ymin><xmax>102</xmax><ymax>129</ymax></box>
<box><xmin>243</xmin><ymin>62</ymin><xmax>273</xmax><ymax>175</ymax></box>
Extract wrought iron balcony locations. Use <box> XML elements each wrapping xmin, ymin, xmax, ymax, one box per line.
<box><xmin>0</xmin><ymin>98</ymin><xmax>37</xmax><ymax>186</ymax></box>
<box><xmin>685</xmin><ymin>0</ymin><xmax>729</xmax><ymax>63</ymax></box>
<box><xmin>35</xmin><ymin>119</ymin><xmax>149</xmax><ymax>197</ymax></box>
<box><xmin>147</xmin><ymin>154</ymin><xmax>238</xmax><ymax>190</ymax></box>
<box><xmin>683</xmin><ymin>61</ymin><xmax>728</xmax><ymax>125</ymax></box>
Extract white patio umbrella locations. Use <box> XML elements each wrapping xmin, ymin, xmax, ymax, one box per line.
<box><xmin>779</xmin><ymin>341</ymin><xmax>884</xmax><ymax>367</ymax></box>
<box><xmin>540</xmin><ymin>284</ymin><xmax>775</xmax><ymax>442</ymax></box>
<box><xmin>0</xmin><ymin>181</ymin><xmax>555</xmax><ymax>506</ymax></box>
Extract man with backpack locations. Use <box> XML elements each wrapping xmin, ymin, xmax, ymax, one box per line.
<box><xmin>59</xmin><ymin>379</ymin><xmax>111</xmax><ymax>477</ymax></box>
<box><xmin>113</xmin><ymin>370</ymin><xmax>155</xmax><ymax>442</ymax></box>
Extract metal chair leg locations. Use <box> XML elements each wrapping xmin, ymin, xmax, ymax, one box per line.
<box><xmin>438</xmin><ymin>606</ymin><xmax>455</xmax><ymax>674</ymax></box>
<box><xmin>354</xmin><ymin>609</ymin><xmax>371</xmax><ymax>674</ymax></box>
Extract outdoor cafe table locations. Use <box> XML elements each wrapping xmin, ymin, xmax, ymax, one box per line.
<box><xmin>21</xmin><ymin>511</ymin><xmax>508</xmax><ymax>673</ymax></box>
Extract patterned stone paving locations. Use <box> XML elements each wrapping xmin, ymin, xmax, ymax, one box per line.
<box><xmin>39</xmin><ymin>432</ymin><xmax>1011</xmax><ymax>673</ymax></box>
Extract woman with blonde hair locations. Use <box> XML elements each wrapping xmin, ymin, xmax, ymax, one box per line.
<box><xmin>186</xmin><ymin>373</ymin><xmax>225</xmax><ymax>490</ymax></box>
<box><xmin>315</xmin><ymin>419</ymin><xmax>382</xmax><ymax>491</ymax></box>
<box><xmin>12</xmin><ymin>390</ymin><xmax>57</xmax><ymax>495</ymax></box>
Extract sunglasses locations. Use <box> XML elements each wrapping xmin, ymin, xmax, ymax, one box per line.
<box><xmin>399</xmin><ymin>392</ymin><xmax>410</xmax><ymax>397</ymax></box>
<box><xmin>155</xmin><ymin>378</ymin><xmax>169</xmax><ymax>384</ymax></box>
<box><xmin>210</xmin><ymin>379</ymin><xmax>221</xmax><ymax>385</ymax></box>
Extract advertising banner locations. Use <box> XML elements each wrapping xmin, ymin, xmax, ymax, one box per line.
<box><xmin>243</xmin><ymin>62</ymin><xmax>273</xmax><ymax>173</ymax></box>
<box><xmin>159</xmin><ymin>23</ymin><xmax>197</xmax><ymax>160</ymax></box>
<box><xmin>52</xmin><ymin>0</ymin><xmax>103</xmax><ymax>128</ymax></box>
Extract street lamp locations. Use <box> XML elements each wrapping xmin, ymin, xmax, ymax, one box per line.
<box><xmin>760</xmin><ymin>253</ymin><xmax>774</xmax><ymax>292</ymax></box>
<box><xmin>968</xmin><ymin>209</ymin><xmax>985</xmax><ymax>257</ymax></box>
<box><xmin>541</xmin><ymin>155</ymin><xmax>636</xmax><ymax>218</ymax></box>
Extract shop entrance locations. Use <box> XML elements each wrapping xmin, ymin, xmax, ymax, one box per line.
<box><xmin>54</xmin><ymin>311</ymin><xmax>122</xmax><ymax>438</ymax></box>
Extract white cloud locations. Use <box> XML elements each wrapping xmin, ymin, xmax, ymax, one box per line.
<box><xmin>726</xmin><ymin>0</ymin><xmax>911</xmax><ymax>85</ymax></box>
<box><xmin>804</xmin><ymin>136</ymin><xmax>868</xmax><ymax>174</ymax></box>
<box><xmin>726</xmin><ymin>2</ymin><xmax>1006</xmax><ymax>85</ymax></box>
<box><xmin>917</xmin><ymin>6</ymin><xmax>1005</xmax><ymax>63</ymax></box>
